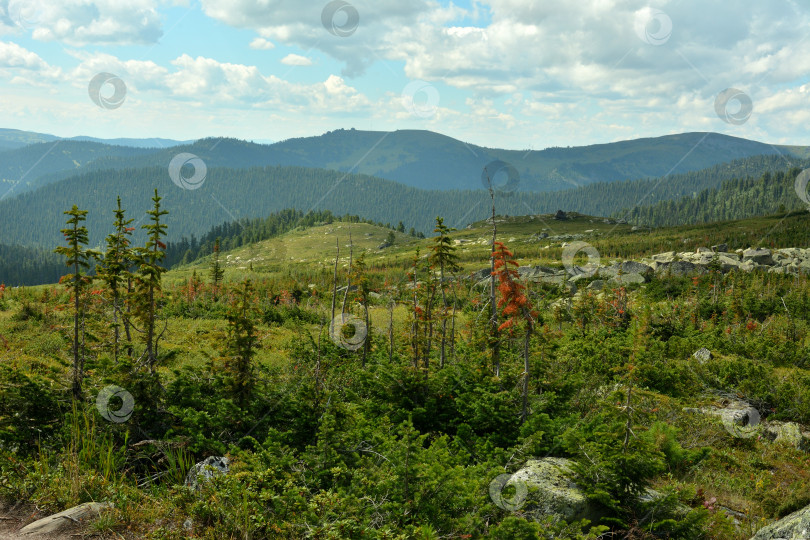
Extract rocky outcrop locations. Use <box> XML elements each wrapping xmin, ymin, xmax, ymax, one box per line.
<box><xmin>750</xmin><ymin>503</ymin><xmax>810</xmax><ymax>539</ymax></box>
<box><xmin>464</xmin><ymin>247</ymin><xmax>810</xmax><ymax>288</ymax></box>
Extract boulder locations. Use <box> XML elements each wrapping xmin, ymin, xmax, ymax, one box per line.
<box><xmin>692</xmin><ymin>348</ymin><xmax>713</xmax><ymax>363</ymax></box>
<box><xmin>684</xmin><ymin>399</ymin><xmax>760</xmax><ymax>438</ymax></box>
<box><xmin>609</xmin><ymin>273</ymin><xmax>645</xmax><ymax>286</ymax></box>
<box><xmin>652</xmin><ymin>251</ymin><xmax>676</xmax><ymax>262</ymax></box>
<box><xmin>497</xmin><ymin>458</ymin><xmax>688</xmax><ymax>527</ymax></box>
<box><xmin>587</xmin><ymin>279</ymin><xmax>605</xmax><ymax>291</ymax></box>
<box><xmin>554</xmin><ymin>210</ymin><xmax>568</xmax><ymax>220</ymax></box>
<box><xmin>696</xmin><ymin>247</ymin><xmax>714</xmax><ymax>254</ymax></box>
<box><xmin>656</xmin><ymin>260</ymin><xmax>700</xmax><ymax>276</ymax></box>
<box><xmin>750</xmin><ymin>503</ymin><xmax>810</xmax><ymax>539</ymax></box>
<box><xmin>712</xmin><ymin>243</ymin><xmax>729</xmax><ymax>252</ymax></box>
<box><xmin>716</xmin><ymin>255</ymin><xmax>743</xmax><ymax>273</ymax></box>
<box><xmin>185</xmin><ymin>456</ymin><xmax>230</xmax><ymax>490</ymax></box>
<box><xmin>500</xmin><ymin>457</ymin><xmax>605</xmax><ymax>524</ymax></box>
<box><xmin>620</xmin><ymin>261</ymin><xmax>653</xmax><ymax>274</ymax></box>
<box><xmin>761</xmin><ymin>421</ymin><xmax>810</xmax><ymax>452</ymax></box>
<box><xmin>19</xmin><ymin>502</ymin><xmax>113</xmax><ymax>536</ymax></box>
<box><xmin>742</xmin><ymin>248</ymin><xmax>774</xmax><ymax>266</ymax></box>
<box><xmin>518</xmin><ymin>266</ymin><xmax>558</xmax><ymax>280</ymax></box>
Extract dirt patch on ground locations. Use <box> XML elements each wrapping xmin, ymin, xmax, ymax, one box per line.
<box><xmin>0</xmin><ymin>502</ymin><xmax>84</xmax><ymax>539</ymax></box>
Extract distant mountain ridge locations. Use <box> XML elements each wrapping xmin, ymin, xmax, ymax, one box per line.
<box><xmin>0</xmin><ymin>128</ymin><xmax>193</xmax><ymax>151</ymax></box>
<box><xmin>1</xmin><ymin>128</ymin><xmax>806</xmax><ymax>200</ymax></box>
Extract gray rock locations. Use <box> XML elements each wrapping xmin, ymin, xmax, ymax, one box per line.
<box><xmin>652</xmin><ymin>251</ymin><xmax>676</xmax><ymax>262</ymax></box>
<box><xmin>587</xmin><ymin>279</ymin><xmax>605</xmax><ymax>291</ymax></box>
<box><xmin>716</xmin><ymin>255</ymin><xmax>743</xmax><ymax>272</ymax></box>
<box><xmin>692</xmin><ymin>348</ymin><xmax>712</xmax><ymax>363</ymax></box>
<box><xmin>502</xmin><ymin>457</ymin><xmax>605</xmax><ymax>524</ymax></box>
<box><xmin>609</xmin><ymin>273</ymin><xmax>646</xmax><ymax>286</ymax></box>
<box><xmin>750</xmin><ymin>503</ymin><xmax>810</xmax><ymax>539</ymax></box>
<box><xmin>501</xmin><ymin>457</ymin><xmax>687</xmax><ymax>527</ymax></box>
<box><xmin>518</xmin><ymin>266</ymin><xmax>558</xmax><ymax>280</ymax></box>
<box><xmin>696</xmin><ymin>247</ymin><xmax>714</xmax><ymax>253</ymax></box>
<box><xmin>684</xmin><ymin>399</ymin><xmax>760</xmax><ymax>437</ymax></box>
<box><xmin>468</xmin><ymin>268</ymin><xmax>491</xmax><ymax>281</ymax></box>
<box><xmin>762</xmin><ymin>421</ymin><xmax>810</xmax><ymax>452</ymax></box>
<box><xmin>185</xmin><ymin>456</ymin><xmax>230</xmax><ymax>490</ymax></box>
<box><xmin>620</xmin><ymin>261</ymin><xmax>653</xmax><ymax>274</ymax></box>
<box><xmin>656</xmin><ymin>260</ymin><xmax>700</xmax><ymax>275</ymax></box>
<box><xmin>712</xmin><ymin>243</ymin><xmax>728</xmax><ymax>252</ymax></box>
<box><xmin>743</xmin><ymin>248</ymin><xmax>774</xmax><ymax>266</ymax></box>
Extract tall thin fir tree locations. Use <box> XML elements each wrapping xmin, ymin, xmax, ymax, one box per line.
<box><xmin>98</xmin><ymin>196</ymin><xmax>135</xmax><ymax>363</ymax></box>
<box><xmin>210</xmin><ymin>237</ymin><xmax>225</xmax><ymax>301</ymax></box>
<box><xmin>54</xmin><ymin>205</ymin><xmax>97</xmax><ymax>400</ymax></box>
<box><xmin>134</xmin><ymin>189</ymin><xmax>168</xmax><ymax>372</ymax></box>
<box><xmin>225</xmin><ymin>279</ymin><xmax>259</xmax><ymax>409</ymax></box>
<box><xmin>429</xmin><ymin>216</ymin><xmax>461</xmax><ymax>368</ymax></box>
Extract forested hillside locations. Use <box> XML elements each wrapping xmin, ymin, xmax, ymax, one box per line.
<box><xmin>0</xmin><ymin>141</ymin><xmax>157</xmax><ymax>199</ymax></box>
<box><xmin>2</xmin><ymin>153</ymin><xmax>808</xmax><ymax>252</ymax></box>
<box><xmin>2</xmin><ymin>130</ymin><xmax>805</xmax><ymax>201</ymax></box>
<box><xmin>624</xmin><ymin>168</ymin><xmax>809</xmax><ymax>227</ymax></box>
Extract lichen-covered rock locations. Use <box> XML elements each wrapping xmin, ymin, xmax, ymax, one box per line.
<box><xmin>504</xmin><ymin>457</ymin><xmax>604</xmax><ymax>524</ymax></box>
<box><xmin>185</xmin><ymin>456</ymin><xmax>230</xmax><ymax>490</ymax></box>
<box><xmin>609</xmin><ymin>273</ymin><xmax>645</xmax><ymax>286</ymax></box>
<box><xmin>692</xmin><ymin>348</ymin><xmax>713</xmax><ymax>363</ymax></box>
<box><xmin>750</xmin><ymin>503</ymin><xmax>810</xmax><ymax>539</ymax></box>
<box><xmin>762</xmin><ymin>421</ymin><xmax>810</xmax><ymax>452</ymax></box>
<box><xmin>656</xmin><ymin>260</ymin><xmax>700</xmax><ymax>276</ymax></box>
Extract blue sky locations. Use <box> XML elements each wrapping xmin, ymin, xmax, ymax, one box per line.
<box><xmin>1</xmin><ymin>0</ymin><xmax>808</xmax><ymax>149</ymax></box>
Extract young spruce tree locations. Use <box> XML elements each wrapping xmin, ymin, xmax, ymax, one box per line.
<box><xmin>133</xmin><ymin>189</ymin><xmax>168</xmax><ymax>372</ymax></box>
<box><xmin>98</xmin><ymin>197</ymin><xmax>135</xmax><ymax>363</ymax></box>
<box><xmin>54</xmin><ymin>205</ymin><xmax>97</xmax><ymax>400</ymax></box>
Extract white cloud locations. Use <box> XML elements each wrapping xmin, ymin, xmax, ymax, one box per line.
<box><xmin>249</xmin><ymin>37</ymin><xmax>274</xmax><ymax>50</ymax></box>
<box><xmin>0</xmin><ymin>41</ymin><xmax>61</xmax><ymax>81</ymax></box>
<box><xmin>1</xmin><ymin>0</ymin><xmax>163</xmax><ymax>45</ymax></box>
<box><xmin>280</xmin><ymin>53</ymin><xmax>312</xmax><ymax>66</ymax></box>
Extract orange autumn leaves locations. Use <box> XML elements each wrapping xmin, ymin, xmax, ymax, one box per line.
<box><xmin>492</xmin><ymin>241</ymin><xmax>537</xmax><ymax>333</ymax></box>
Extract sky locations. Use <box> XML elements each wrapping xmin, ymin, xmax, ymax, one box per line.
<box><xmin>0</xmin><ymin>0</ymin><xmax>809</xmax><ymax>150</ymax></box>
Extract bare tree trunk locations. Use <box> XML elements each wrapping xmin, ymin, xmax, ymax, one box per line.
<box><xmin>331</xmin><ymin>237</ymin><xmax>339</xmax><ymax>323</ymax></box>
<box><xmin>450</xmin><ymin>288</ymin><xmax>457</xmax><ymax>362</ymax></box>
<box><xmin>439</xmin><ymin>260</ymin><xmax>447</xmax><ymax>368</ymax></box>
<box><xmin>388</xmin><ymin>299</ymin><xmax>395</xmax><ymax>363</ymax></box>
<box><xmin>412</xmin><ymin>259</ymin><xmax>419</xmax><ymax>369</ymax></box>
<box><xmin>146</xmin><ymin>282</ymin><xmax>155</xmax><ymax>372</ymax></box>
<box><xmin>124</xmin><ymin>276</ymin><xmax>133</xmax><ymax>358</ymax></box>
<box><xmin>488</xmin><ymin>182</ymin><xmax>500</xmax><ymax>376</ymax></box>
<box><xmin>362</xmin><ymin>300</ymin><xmax>369</xmax><ymax>368</ymax></box>
<box><xmin>342</xmin><ymin>233</ymin><xmax>352</xmax><ymax>315</ymax></box>
<box><xmin>521</xmin><ymin>321</ymin><xmax>533</xmax><ymax>424</ymax></box>
<box><xmin>71</xmin><ymin>266</ymin><xmax>82</xmax><ymax>401</ymax></box>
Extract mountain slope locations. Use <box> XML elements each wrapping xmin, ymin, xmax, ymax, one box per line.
<box><xmin>0</xmin><ymin>141</ymin><xmax>160</xmax><ymax>199</ymax></box>
<box><xmin>2</xmin><ymin>129</ymin><xmax>805</xmax><ymax>200</ymax></box>
<box><xmin>1</xmin><ymin>151</ymin><xmax>806</xmax><ymax>252</ymax></box>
